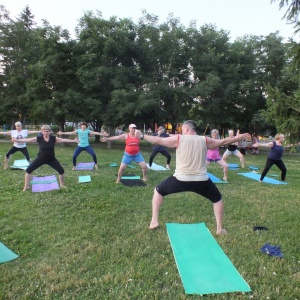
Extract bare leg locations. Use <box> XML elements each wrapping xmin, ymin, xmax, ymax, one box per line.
<box><xmin>149</xmin><ymin>189</ymin><xmax>164</xmax><ymax>229</ymax></box>
<box><xmin>59</xmin><ymin>173</ymin><xmax>66</xmax><ymax>188</ymax></box>
<box><xmin>23</xmin><ymin>172</ymin><xmax>32</xmax><ymax>191</ymax></box>
<box><xmin>116</xmin><ymin>163</ymin><xmax>127</xmax><ymax>183</ymax></box>
<box><xmin>138</xmin><ymin>161</ymin><xmax>148</xmax><ymax>181</ymax></box>
<box><xmin>4</xmin><ymin>157</ymin><xmax>9</xmax><ymax>170</ymax></box>
<box><xmin>236</xmin><ymin>152</ymin><xmax>245</xmax><ymax>168</ymax></box>
<box><xmin>213</xmin><ymin>199</ymin><xmax>227</xmax><ymax>235</ymax></box>
<box><xmin>217</xmin><ymin>159</ymin><xmax>228</xmax><ymax>181</ymax></box>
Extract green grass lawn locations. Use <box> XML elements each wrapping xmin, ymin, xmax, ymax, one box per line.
<box><xmin>0</xmin><ymin>140</ymin><xmax>299</xmax><ymax>299</ymax></box>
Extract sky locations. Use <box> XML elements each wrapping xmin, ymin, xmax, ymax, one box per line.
<box><xmin>1</xmin><ymin>0</ymin><xmax>297</xmax><ymax>41</ymax></box>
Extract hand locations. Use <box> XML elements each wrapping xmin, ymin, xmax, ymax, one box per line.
<box><xmin>100</xmin><ymin>137</ymin><xmax>108</xmax><ymax>142</ymax></box>
<box><xmin>135</xmin><ymin>130</ymin><xmax>143</xmax><ymax>139</ymax></box>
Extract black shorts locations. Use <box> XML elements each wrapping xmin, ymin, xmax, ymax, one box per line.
<box><xmin>156</xmin><ymin>176</ymin><xmax>222</xmax><ymax>203</ymax></box>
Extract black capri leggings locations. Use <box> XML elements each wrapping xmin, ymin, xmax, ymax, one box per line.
<box><xmin>6</xmin><ymin>146</ymin><xmax>30</xmax><ymax>161</ymax></box>
<box><xmin>26</xmin><ymin>157</ymin><xmax>64</xmax><ymax>175</ymax></box>
<box><xmin>260</xmin><ymin>158</ymin><xmax>287</xmax><ymax>181</ymax></box>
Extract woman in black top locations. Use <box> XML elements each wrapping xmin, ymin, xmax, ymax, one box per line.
<box><xmin>12</xmin><ymin>125</ymin><xmax>78</xmax><ymax>191</ymax></box>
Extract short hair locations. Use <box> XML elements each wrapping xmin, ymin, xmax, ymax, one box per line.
<box><xmin>15</xmin><ymin>121</ymin><xmax>22</xmax><ymax>127</ymax></box>
<box><xmin>183</xmin><ymin>120</ymin><xmax>196</xmax><ymax>132</ymax></box>
<box><xmin>211</xmin><ymin>129</ymin><xmax>219</xmax><ymax>135</ymax></box>
<box><xmin>275</xmin><ymin>133</ymin><xmax>284</xmax><ymax>140</ymax></box>
<box><xmin>41</xmin><ymin>125</ymin><xmax>51</xmax><ymax>131</ymax></box>
<box><xmin>80</xmin><ymin>122</ymin><xmax>88</xmax><ymax>126</ymax></box>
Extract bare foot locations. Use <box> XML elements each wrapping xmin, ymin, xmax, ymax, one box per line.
<box><xmin>60</xmin><ymin>185</ymin><xmax>67</xmax><ymax>189</ymax></box>
<box><xmin>149</xmin><ymin>221</ymin><xmax>159</xmax><ymax>229</ymax></box>
<box><xmin>23</xmin><ymin>187</ymin><xmax>30</xmax><ymax>192</ymax></box>
<box><xmin>143</xmin><ymin>177</ymin><xmax>148</xmax><ymax>182</ymax></box>
<box><xmin>94</xmin><ymin>164</ymin><xmax>98</xmax><ymax>169</ymax></box>
<box><xmin>223</xmin><ymin>178</ymin><xmax>227</xmax><ymax>181</ymax></box>
<box><xmin>115</xmin><ymin>180</ymin><xmax>120</xmax><ymax>184</ymax></box>
<box><xmin>72</xmin><ymin>166</ymin><xmax>76</xmax><ymax>170</ymax></box>
<box><xmin>216</xmin><ymin>229</ymin><xmax>227</xmax><ymax>235</ymax></box>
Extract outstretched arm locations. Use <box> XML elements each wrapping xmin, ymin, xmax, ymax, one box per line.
<box><xmin>207</xmin><ymin>133</ymin><xmax>251</xmax><ymax>149</ymax></box>
<box><xmin>252</xmin><ymin>141</ymin><xmax>273</xmax><ymax>148</ymax></box>
<box><xmin>89</xmin><ymin>131</ymin><xmax>109</xmax><ymax>137</ymax></box>
<box><xmin>56</xmin><ymin>137</ymin><xmax>79</xmax><ymax>144</ymax></box>
<box><xmin>57</xmin><ymin>131</ymin><xmax>77</xmax><ymax>136</ymax></box>
<box><xmin>141</xmin><ymin>131</ymin><xmax>179</xmax><ymax>148</ymax></box>
<box><xmin>101</xmin><ymin>133</ymin><xmax>126</xmax><ymax>142</ymax></box>
<box><xmin>12</xmin><ymin>137</ymin><xmax>37</xmax><ymax>143</ymax></box>
<box><xmin>0</xmin><ymin>131</ymin><xmax>11</xmax><ymax>135</ymax></box>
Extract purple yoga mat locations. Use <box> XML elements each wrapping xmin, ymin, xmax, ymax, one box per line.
<box><xmin>31</xmin><ymin>175</ymin><xmax>60</xmax><ymax>192</ymax></box>
<box><xmin>75</xmin><ymin>162</ymin><xmax>95</xmax><ymax>170</ymax></box>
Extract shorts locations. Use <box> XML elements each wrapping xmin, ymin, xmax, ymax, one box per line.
<box><xmin>121</xmin><ymin>151</ymin><xmax>145</xmax><ymax>164</ymax></box>
<box><xmin>224</xmin><ymin>149</ymin><xmax>239</xmax><ymax>156</ymax></box>
<box><xmin>156</xmin><ymin>176</ymin><xmax>222</xmax><ymax>203</ymax></box>
<box><xmin>206</xmin><ymin>157</ymin><xmax>221</xmax><ymax>162</ymax></box>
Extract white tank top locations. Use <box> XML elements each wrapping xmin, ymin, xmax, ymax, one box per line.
<box><xmin>174</xmin><ymin>135</ymin><xmax>208</xmax><ymax>181</ymax></box>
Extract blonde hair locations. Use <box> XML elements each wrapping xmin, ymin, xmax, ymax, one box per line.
<box><xmin>211</xmin><ymin>129</ymin><xmax>219</xmax><ymax>135</ymax></box>
<box><xmin>275</xmin><ymin>133</ymin><xmax>284</xmax><ymax>140</ymax></box>
<box><xmin>41</xmin><ymin>125</ymin><xmax>51</xmax><ymax>131</ymax></box>
<box><xmin>15</xmin><ymin>121</ymin><xmax>22</xmax><ymax>127</ymax></box>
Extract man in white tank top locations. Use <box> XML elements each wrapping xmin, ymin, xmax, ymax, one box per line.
<box><xmin>139</xmin><ymin>120</ymin><xmax>250</xmax><ymax>235</ymax></box>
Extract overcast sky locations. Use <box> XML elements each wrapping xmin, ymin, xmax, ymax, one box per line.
<box><xmin>1</xmin><ymin>0</ymin><xmax>297</xmax><ymax>41</ymax></box>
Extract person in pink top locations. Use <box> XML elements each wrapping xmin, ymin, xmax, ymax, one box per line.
<box><xmin>101</xmin><ymin>124</ymin><xmax>147</xmax><ymax>183</ymax></box>
<box><xmin>206</xmin><ymin>129</ymin><xmax>229</xmax><ymax>181</ymax></box>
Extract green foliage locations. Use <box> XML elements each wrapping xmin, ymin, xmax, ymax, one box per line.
<box><xmin>0</xmin><ymin>143</ymin><xmax>300</xmax><ymax>299</ymax></box>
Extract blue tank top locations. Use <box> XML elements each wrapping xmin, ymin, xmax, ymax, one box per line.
<box><xmin>268</xmin><ymin>141</ymin><xmax>284</xmax><ymax>160</ymax></box>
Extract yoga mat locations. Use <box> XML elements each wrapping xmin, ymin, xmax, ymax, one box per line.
<box><xmin>166</xmin><ymin>223</ymin><xmax>251</xmax><ymax>295</ymax></box>
<box><xmin>120</xmin><ymin>175</ymin><xmax>146</xmax><ymax>187</ymax></box>
<box><xmin>121</xmin><ymin>175</ymin><xmax>141</xmax><ymax>180</ymax></box>
<box><xmin>127</xmin><ymin>164</ymin><xmax>136</xmax><ymax>169</ymax></box>
<box><xmin>228</xmin><ymin>163</ymin><xmax>239</xmax><ymax>170</ymax></box>
<box><xmin>208</xmin><ymin>173</ymin><xmax>228</xmax><ymax>183</ymax></box>
<box><xmin>10</xmin><ymin>159</ymin><xmax>29</xmax><ymax>170</ymax></box>
<box><xmin>0</xmin><ymin>242</ymin><xmax>19</xmax><ymax>264</ymax></box>
<box><xmin>31</xmin><ymin>175</ymin><xmax>60</xmax><ymax>192</ymax></box>
<box><xmin>146</xmin><ymin>162</ymin><xmax>168</xmax><ymax>171</ymax></box>
<box><xmin>238</xmin><ymin>172</ymin><xmax>287</xmax><ymax>185</ymax></box>
<box><xmin>249</xmin><ymin>165</ymin><xmax>259</xmax><ymax>171</ymax></box>
<box><xmin>109</xmin><ymin>162</ymin><xmax>118</xmax><ymax>167</ymax></box>
<box><xmin>75</xmin><ymin>162</ymin><xmax>95</xmax><ymax>170</ymax></box>
<box><xmin>79</xmin><ymin>175</ymin><xmax>91</xmax><ymax>183</ymax></box>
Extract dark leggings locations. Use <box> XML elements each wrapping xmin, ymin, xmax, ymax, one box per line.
<box><xmin>260</xmin><ymin>158</ymin><xmax>287</xmax><ymax>181</ymax></box>
<box><xmin>6</xmin><ymin>146</ymin><xmax>30</xmax><ymax>161</ymax></box>
<box><xmin>72</xmin><ymin>145</ymin><xmax>97</xmax><ymax>166</ymax></box>
<box><xmin>26</xmin><ymin>157</ymin><xmax>64</xmax><ymax>175</ymax></box>
<box><xmin>149</xmin><ymin>149</ymin><xmax>171</xmax><ymax>167</ymax></box>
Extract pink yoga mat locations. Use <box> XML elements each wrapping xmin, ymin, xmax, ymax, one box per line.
<box><xmin>31</xmin><ymin>175</ymin><xmax>60</xmax><ymax>192</ymax></box>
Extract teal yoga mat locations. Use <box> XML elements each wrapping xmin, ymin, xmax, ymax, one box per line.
<box><xmin>166</xmin><ymin>223</ymin><xmax>251</xmax><ymax>295</ymax></box>
<box><xmin>238</xmin><ymin>172</ymin><xmax>287</xmax><ymax>185</ymax></box>
<box><xmin>0</xmin><ymin>242</ymin><xmax>19</xmax><ymax>264</ymax></box>
<box><xmin>208</xmin><ymin>173</ymin><xmax>228</xmax><ymax>183</ymax></box>
<box><xmin>10</xmin><ymin>159</ymin><xmax>29</xmax><ymax>170</ymax></box>
<box><xmin>79</xmin><ymin>175</ymin><xmax>91</xmax><ymax>183</ymax></box>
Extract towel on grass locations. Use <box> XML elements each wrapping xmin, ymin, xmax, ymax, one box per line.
<box><xmin>10</xmin><ymin>159</ymin><xmax>29</xmax><ymax>170</ymax></box>
<box><xmin>75</xmin><ymin>162</ymin><xmax>95</xmax><ymax>170</ymax></box>
<box><xmin>31</xmin><ymin>175</ymin><xmax>60</xmax><ymax>192</ymax></box>
<box><xmin>146</xmin><ymin>162</ymin><xmax>168</xmax><ymax>171</ymax></box>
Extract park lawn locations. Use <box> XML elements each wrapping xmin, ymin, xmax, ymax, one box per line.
<box><xmin>0</xmin><ymin>141</ymin><xmax>299</xmax><ymax>299</ymax></box>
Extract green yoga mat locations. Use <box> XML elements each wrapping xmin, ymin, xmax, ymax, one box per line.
<box><xmin>166</xmin><ymin>223</ymin><xmax>251</xmax><ymax>295</ymax></box>
<box><xmin>0</xmin><ymin>242</ymin><xmax>19</xmax><ymax>264</ymax></box>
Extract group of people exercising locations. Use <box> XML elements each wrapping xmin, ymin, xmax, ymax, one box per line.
<box><xmin>0</xmin><ymin>120</ymin><xmax>287</xmax><ymax>234</ymax></box>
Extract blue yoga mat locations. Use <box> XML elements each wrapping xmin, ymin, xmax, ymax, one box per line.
<box><xmin>238</xmin><ymin>172</ymin><xmax>287</xmax><ymax>185</ymax></box>
<box><xmin>0</xmin><ymin>242</ymin><xmax>19</xmax><ymax>264</ymax></box>
<box><xmin>166</xmin><ymin>223</ymin><xmax>251</xmax><ymax>295</ymax></box>
<box><xmin>208</xmin><ymin>173</ymin><xmax>228</xmax><ymax>184</ymax></box>
<box><xmin>228</xmin><ymin>163</ymin><xmax>239</xmax><ymax>170</ymax></box>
